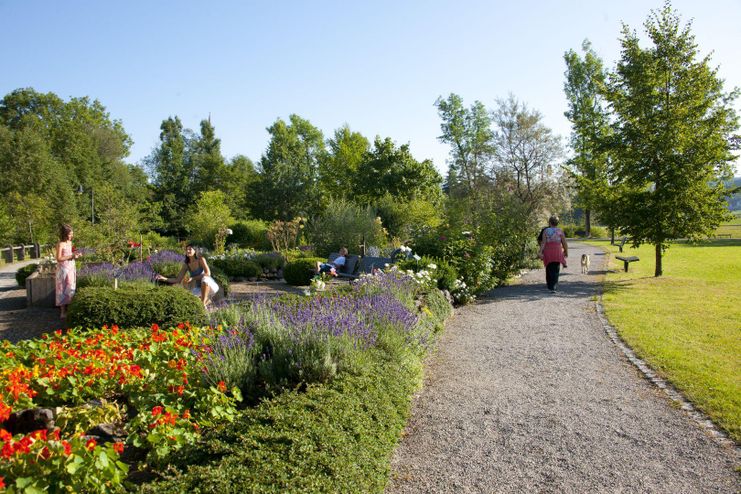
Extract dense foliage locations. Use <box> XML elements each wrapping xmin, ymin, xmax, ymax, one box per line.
<box><xmin>1</xmin><ymin>269</ymin><xmax>452</xmax><ymax>492</ymax></box>
<box><xmin>67</xmin><ymin>285</ymin><xmax>208</xmax><ymax>329</ymax></box>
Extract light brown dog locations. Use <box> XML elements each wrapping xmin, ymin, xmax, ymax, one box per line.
<box><xmin>580</xmin><ymin>253</ymin><xmax>590</xmax><ymax>274</ymax></box>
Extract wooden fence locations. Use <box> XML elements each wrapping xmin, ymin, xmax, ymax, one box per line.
<box><xmin>0</xmin><ymin>244</ymin><xmax>47</xmax><ymax>263</ymax></box>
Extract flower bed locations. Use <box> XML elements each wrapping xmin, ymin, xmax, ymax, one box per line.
<box><xmin>0</xmin><ymin>270</ymin><xmax>452</xmax><ymax>492</ymax></box>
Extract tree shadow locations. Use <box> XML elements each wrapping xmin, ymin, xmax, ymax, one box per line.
<box><xmin>0</xmin><ymin>288</ymin><xmax>63</xmax><ymax>343</ymax></box>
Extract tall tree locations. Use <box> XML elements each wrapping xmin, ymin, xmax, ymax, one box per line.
<box><xmin>222</xmin><ymin>154</ymin><xmax>258</xmax><ymax>219</ymax></box>
<box><xmin>435</xmin><ymin>94</ymin><xmax>495</xmax><ymax>197</ymax></box>
<box><xmin>353</xmin><ymin>136</ymin><xmax>443</xmax><ymax>205</ymax></box>
<box><xmin>251</xmin><ymin>115</ymin><xmax>326</xmax><ymax>220</ymax></box>
<box><xmin>320</xmin><ymin>125</ymin><xmax>369</xmax><ymax>200</ymax></box>
<box><xmin>147</xmin><ymin>116</ymin><xmax>193</xmax><ymax>236</ymax></box>
<box><xmin>492</xmin><ymin>95</ymin><xmax>563</xmax><ymax>212</ymax></box>
<box><xmin>0</xmin><ymin>88</ymin><xmax>134</xmax><ymax>242</ymax></box>
<box><xmin>191</xmin><ymin>118</ymin><xmax>226</xmax><ymax>194</ymax></box>
<box><xmin>606</xmin><ymin>2</ymin><xmax>739</xmax><ymax>276</ymax></box>
<box><xmin>563</xmin><ymin>40</ymin><xmax>612</xmax><ymax>236</ymax></box>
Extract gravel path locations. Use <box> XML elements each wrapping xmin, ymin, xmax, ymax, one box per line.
<box><xmin>0</xmin><ymin>260</ymin><xmax>62</xmax><ymax>343</ymax></box>
<box><xmin>387</xmin><ymin>242</ymin><xmax>739</xmax><ymax>493</ymax></box>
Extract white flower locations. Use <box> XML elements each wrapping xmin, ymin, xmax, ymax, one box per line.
<box><xmin>412</xmin><ymin>254</ymin><xmax>421</xmax><ymax>261</ymax></box>
<box><xmin>226</xmin><ymin>228</ymin><xmax>233</xmax><ymax>235</ymax></box>
<box><xmin>428</xmin><ymin>263</ymin><xmax>437</xmax><ymax>270</ymax></box>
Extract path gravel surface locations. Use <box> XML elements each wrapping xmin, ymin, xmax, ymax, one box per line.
<box><xmin>387</xmin><ymin>242</ymin><xmax>739</xmax><ymax>494</ymax></box>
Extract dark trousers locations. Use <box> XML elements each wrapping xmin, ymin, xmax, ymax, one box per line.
<box><xmin>546</xmin><ymin>262</ymin><xmax>561</xmax><ymax>290</ymax></box>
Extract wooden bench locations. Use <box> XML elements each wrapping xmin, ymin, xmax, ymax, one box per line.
<box><xmin>615</xmin><ymin>255</ymin><xmax>640</xmax><ymax>272</ymax></box>
<box><xmin>715</xmin><ymin>233</ymin><xmax>732</xmax><ymax>239</ymax></box>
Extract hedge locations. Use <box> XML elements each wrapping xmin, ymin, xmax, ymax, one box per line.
<box><xmin>139</xmin><ymin>345</ymin><xmax>422</xmax><ymax>493</ymax></box>
<box><xmin>15</xmin><ymin>263</ymin><xmax>39</xmax><ymax>288</ymax></box>
<box><xmin>67</xmin><ymin>285</ymin><xmax>208</xmax><ymax>329</ymax></box>
<box><xmin>283</xmin><ymin>258</ymin><xmax>324</xmax><ymax>286</ymax></box>
<box><xmin>211</xmin><ymin>258</ymin><xmax>261</xmax><ymax>280</ymax></box>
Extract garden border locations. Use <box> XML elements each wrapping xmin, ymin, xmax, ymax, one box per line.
<box><xmin>594</xmin><ymin>292</ymin><xmax>738</xmax><ymax>451</ymax></box>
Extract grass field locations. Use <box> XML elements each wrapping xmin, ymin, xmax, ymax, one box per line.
<box><xmin>715</xmin><ymin>211</ymin><xmax>741</xmax><ymax>238</ymax></box>
<box><xmin>585</xmin><ymin>239</ymin><xmax>741</xmax><ymax>442</ymax></box>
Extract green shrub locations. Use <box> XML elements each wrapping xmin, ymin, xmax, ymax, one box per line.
<box><xmin>444</xmin><ymin>240</ymin><xmax>495</xmax><ymax>295</ymax></box>
<box><xmin>15</xmin><ymin>263</ymin><xmax>39</xmax><ymax>288</ymax></box>
<box><xmin>67</xmin><ymin>285</ymin><xmax>208</xmax><ymax>329</ymax></box>
<box><xmin>283</xmin><ymin>258</ymin><xmax>324</xmax><ymax>286</ymax></box>
<box><xmin>590</xmin><ymin>225</ymin><xmax>607</xmax><ymax>238</ymax></box>
<box><xmin>211</xmin><ymin>257</ymin><xmax>261</xmax><ymax>279</ymax></box>
<box><xmin>306</xmin><ymin>198</ymin><xmax>386</xmax><ymax>257</ymax></box>
<box><xmin>230</xmin><ymin>220</ymin><xmax>271</xmax><ymax>250</ymax></box>
<box><xmin>139</xmin><ymin>352</ymin><xmax>420</xmax><ymax>494</ymax></box>
<box><xmin>253</xmin><ymin>252</ymin><xmax>285</xmax><ymax>271</ymax></box>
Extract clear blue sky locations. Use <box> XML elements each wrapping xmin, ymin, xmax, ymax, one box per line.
<box><xmin>1</xmin><ymin>0</ymin><xmax>739</xmax><ymax>174</ymax></box>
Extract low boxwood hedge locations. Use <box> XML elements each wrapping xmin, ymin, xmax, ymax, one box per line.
<box><xmin>15</xmin><ymin>263</ymin><xmax>39</xmax><ymax>288</ymax></box>
<box><xmin>67</xmin><ymin>285</ymin><xmax>208</xmax><ymax>329</ymax></box>
<box><xmin>283</xmin><ymin>257</ymin><xmax>324</xmax><ymax>286</ymax></box>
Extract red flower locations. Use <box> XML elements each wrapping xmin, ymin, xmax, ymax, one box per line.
<box><xmin>2</xmin><ymin>442</ymin><xmax>13</xmax><ymax>459</ymax></box>
<box><xmin>0</xmin><ymin>401</ymin><xmax>11</xmax><ymax>422</ymax></box>
<box><xmin>0</xmin><ymin>476</ymin><xmax>5</xmax><ymax>489</ymax></box>
<box><xmin>62</xmin><ymin>441</ymin><xmax>72</xmax><ymax>456</ymax></box>
<box><xmin>151</xmin><ymin>323</ymin><xmax>159</xmax><ymax>332</ymax></box>
<box><xmin>40</xmin><ymin>446</ymin><xmax>51</xmax><ymax>460</ymax></box>
<box><xmin>0</xmin><ymin>429</ymin><xmax>12</xmax><ymax>442</ymax></box>
<box><xmin>30</xmin><ymin>429</ymin><xmax>47</xmax><ymax>441</ymax></box>
<box><xmin>182</xmin><ymin>409</ymin><xmax>191</xmax><ymax>419</ymax></box>
<box><xmin>217</xmin><ymin>381</ymin><xmax>227</xmax><ymax>393</ymax></box>
<box><xmin>151</xmin><ymin>406</ymin><xmax>163</xmax><ymax>417</ymax></box>
<box><xmin>86</xmin><ymin>438</ymin><xmax>97</xmax><ymax>451</ymax></box>
<box><xmin>113</xmin><ymin>442</ymin><xmax>124</xmax><ymax>454</ymax></box>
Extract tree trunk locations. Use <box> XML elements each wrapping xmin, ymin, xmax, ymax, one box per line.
<box><xmin>654</xmin><ymin>243</ymin><xmax>663</xmax><ymax>277</ymax></box>
<box><xmin>585</xmin><ymin>210</ymin><xmax>591</xmax><ymax>237</ymax></box>
<box><xmin>610</xmin><ymin>228</ymin><xmax>615</xmax><ymax>245</ymax></box>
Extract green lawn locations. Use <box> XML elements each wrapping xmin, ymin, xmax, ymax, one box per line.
<box><xmin>585</xmin><ymin>239</ymin><xmax>741</xmax><ymax>442</ymax></box>
<box><xmin>715</xmin><ymin>210</ymin><xmax>741</xmax><ymax>238</ymax></box>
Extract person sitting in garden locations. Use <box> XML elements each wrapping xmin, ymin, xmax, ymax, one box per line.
<box><xmin>155</xmin><ymin>244</ymin><xmax>219</xmax><ymax>307</ymax></box>
<box><xmin>315</xmin><ymin>247</ymin><xmax>348</xmax><ymax>275</ymax></box>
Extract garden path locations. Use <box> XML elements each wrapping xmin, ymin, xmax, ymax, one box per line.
<box><xmin>387</xmin><ymin>242</ymin><xmax>739</xmax><ymax>493</ymax></box>
<box><xmin>0</xmin><ymin>260</ymin><xmax>62</xmax><ymax>343</ymax></box>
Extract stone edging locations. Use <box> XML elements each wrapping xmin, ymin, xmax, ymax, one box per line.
<box><xmin>594</xmin><ymin>293</ymin><xmax>738</xmax><ymax>451</ymax></box>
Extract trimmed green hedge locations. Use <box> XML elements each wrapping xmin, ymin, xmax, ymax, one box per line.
<box><xmin>211</xmin><ymin>257</ymin><xmax>261</xmax><ymax>279</ymax></box>
<box><xmin>283</xmin><ymin>258</ymin><xmax>324</xmax><ymax>286</ymax></box>
<box><xmin>15</xmin><ymin>263</ymin><xmax>39</xmax><ymax>288</ymax></box>
<box><xmin>67</xmin><ymin>285</ymin><xmax>208</xmax><ymax>329</ymax></box>
<box><xmin>139</xmin><ymin>349</ymin><xmax>420</xmax><ymax>493</ymax></box>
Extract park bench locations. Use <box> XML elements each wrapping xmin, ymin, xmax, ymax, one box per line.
<box><xmin>326</xmin><ymin>254</ymin><xmax>393</xmax><ymax>281</ymax></box>
<box><xmin>615</xmin><ymin>236</ymin><xmax>628</xmax><ymax>252</ymax></box>
<box><xmin>327</xmin><ymin>253</ymin><xmax>360</xmax><ymax>280</ymax></box>
<box><xmin>615</xmin><ymin>255</ymin><xmax>640</xmax><ymax>272</ymax></box>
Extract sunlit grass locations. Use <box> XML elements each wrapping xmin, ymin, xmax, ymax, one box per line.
<box><xmin>585</xmin><ymin>239</ymin><xmax>741</xmax><ymax>442</ymax></box>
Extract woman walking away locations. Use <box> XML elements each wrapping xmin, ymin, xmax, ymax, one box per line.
<box><xmin>55</xmin><ymin>224</ymin><xmax>81</xmax><ymax>318</ymax></box>
<box><xmin>538</xmin><ymin>216</ymin><xmax>568</xmax><ymax>293</ymax></box>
